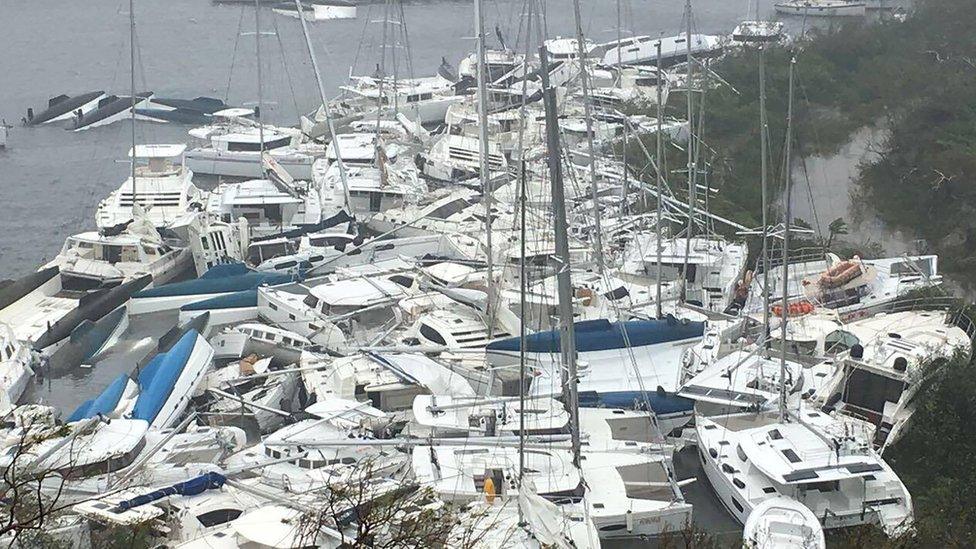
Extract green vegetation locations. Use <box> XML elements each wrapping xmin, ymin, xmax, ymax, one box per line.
<box><xmin>637</xmin><ymin>2</ymin><xmax>976</xmax><ymax>544</ymax></box>
<box><xmin>633</xmin><ymin>0</ymin><xmax>976</xmax><ymax>288</ymax></box>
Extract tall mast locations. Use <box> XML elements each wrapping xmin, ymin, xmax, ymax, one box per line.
<box><xmin>759</xmin><ymin>45</ymin><xmax>771</xmax><ymax>346</ymax></box>
<box><xmin>517</xmin><ymin>0</ymin><xmax>536</xmax><ymax>499</ymax></box>
<box><xmin>254</xmin><ymin>0</ymin><xmax>265</xmax><ymax>156</ymax></box>
<box><xmin>778</xmin><ymin>55</ymin><xmax>797</xmax><ymax>422</ymax></box>
<box><xmin>540</xmin><ymin>44</ymin><xmax>581</xmax><ymax>466</ymax></box>
<box><xmin>572</xmin><ymin>0</ymin><xmax>605</xmax><ymax>272</ymax></box>
<box><xmin>615</xmin><ymin>0</ymin><xmax>623</xmax><ymax>80</ymax></box>
<box><xmin>293</xmin><ymin>0</ymin><xmax>351</xmax><ymax>211</ymax></box>
<box><xmin>129</xmin><ymin>0</ymin><xmax>137</xmax><ymax>216</ymax></box>
<box><xmin>681</xmin><ymin>0</ymin><xmax>695</xmax><ymax>300</ymax></box>
<box><xmin>474</xmin><ymin>0</ymin><xmax>494</xmax><ymax>336</ymax></box>
<box><xmin>655</xmin><ymin>41</ymin><xmax>664</xmax><ymax>319</ymax></box>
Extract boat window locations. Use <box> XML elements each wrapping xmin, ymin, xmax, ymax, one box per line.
<box><xmin>196</xmin><ymin>509</ymin><xmax>243</xmax><ymax>528</ymax></box>
<box><xmin>389</xmin><ymin>275</ymin><xmax>414</xmax><ymax>288</ymax></box>
<box><xmin>781</xmin><ymin>449</ymin><xmax>801</xmax><ymax>463</ymax></box>
<box><xmin>227</xmin><ymin>136</ymin><xmax>291</xmax><ymax>152</ymax></box>
<box><xmin>419</xmin><ymin>324</ymin><xmax>448</xmax><ymax>345</ymax></box>
<box><xmin>824</xmin><ymin>330</ymin><xmax>860</xmax><ymax>356</ymax></box>
<box><xmin>804</xmin><ymin>480</ymin><xmax>840</xmax><ymax>492</ymax></box>
<box><xmin>842</xmin><ymin>367</ymin><xmax>906</xmax><ymax>417</ymax></box>
<box><xmin>731</xmin><ymin>497</ymin><xmax>744</xmax><ymax>513</ymax></box>
<box><xmin>303</xmin><ymin>295</ymin><xmax>320</xmax><ymax>309</ymax></box>
<box><xmin>736</xmin><ymin>444</ymin><xmax>748</xmax><ymax>462</ymax></box>
<box><xmin>275</xmin><ymin>260</ymin><xmax>299</xmax><ymax>270</ymax></box>
<box><xmin>310</xmin><ymin>236</ymin><xmax>349</xmax><ymax>248</ymax></box>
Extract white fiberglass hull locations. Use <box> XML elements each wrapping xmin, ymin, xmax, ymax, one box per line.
<box><xmin>0</xmin><ymin>360</ymin><xmax>34</xmax><ymax>413</ymax></box>
<box><xmin>185</xmin><ymin>150</ymin><xmax>315</xmax><ymax>180</ymax></box>
<box><xmin>179</xmin><ymin>306</ymin><xmax>257</xmax><ymax>330</ymax></box>
<box><xmin>774</xmin><ymin>2</ymin><xmax>866</xmax><ymax>16</ymax></box>
<box><xmin>149</xmin><ymin>333</ymin><xmax>214</xmax><ymax>430</ymax></box>
<box><xmin>129</xmin><ymin>291</ymin><xmax>237</xmax><ymax>316</ymax></box>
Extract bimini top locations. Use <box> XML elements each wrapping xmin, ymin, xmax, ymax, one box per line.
<box><xmin>487</xmin><ymin>316</ymin><xmax>705</xmax><ymax>354</ymax></box>
<box><xmin>130</xmin><ymin>329</ymin><xmax>199</xmax><ymax>424</ymax></box>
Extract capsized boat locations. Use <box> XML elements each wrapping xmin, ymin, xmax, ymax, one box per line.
<box><xmin>23</xmin><ymin>91</ymin><xmax>106</xmax><ymax>126</ymax></box>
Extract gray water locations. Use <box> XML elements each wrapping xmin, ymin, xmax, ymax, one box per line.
<box><xmin>0</xmin><ymin>0</ymin><xmax>832</xmax><ymax>278</ymax></box>
<box><xmin>0</xmin><ymin>0</ymin><xmax>883</xmax><ymax>542</ymax></box>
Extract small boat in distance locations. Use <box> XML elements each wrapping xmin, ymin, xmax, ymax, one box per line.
<box><xmin>272</xmin><ymin>0</ymin><xmax>356</xmax><ymax>21</ymax></box>
<box><xmin>775</xmin><ymin>0</ymin><xmax>867</xmax><ymax>17</ymax></box>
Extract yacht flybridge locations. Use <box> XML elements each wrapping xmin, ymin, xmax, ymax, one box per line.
<box><xmin>96</xmin><ymin>144</ymin><xmax>203</xmax><ymax>229</ymax></box>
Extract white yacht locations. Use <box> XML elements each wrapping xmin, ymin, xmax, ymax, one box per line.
<box><xmin>599</xmin><ymin>34</ymin><xmax>724</xmax><ymax>67</ymax></box>
<box><xmin>258</xmin><ymin>273</ymin><xmax>424</xmax><ymax>349</ymax></box>
<box><xmin>544</xmin><ymin>37</ymin><xmax>600</xmax><ymax>61</ymax></box>
<box><xmin>315</xmin><ymin>161</ymin><xmax>427</xmax><ymax>219</ymax></box>
<box><xmin>808</xmin><ymin>309</ymin><xmax>973</xmax><ymax>451</ymax></box>
<box><xmin>742</xmin><ymin>254</ymin><xmax>944</xmax><ymax>323</ymax></box>
<box><xmin>679</xmin><ymin>349</ymin><xmax>806</xmax><ymax>415</ymax></box>
<box><xmin>731</xmin><ymin>21</ymin><xmax>787</xmax><ymax>44</ymax></box>
<box><xmin>302</xmin><ymin>74</ymin><xmax>463</xmax><ymax>138</ymax></box>
<box><xmin>418</xmin><ymin>132</ymin><xmax>508</xmax><ymax>183</ymax></box>
<box><xmin>775</xmin><ymin>0</ymin><xmax>867</xmax><ymax>17</ymax></box>
<box><xmin>0</xmin><ymin>324</ymin><xmax>35</xmax><ymax>414</ymax></box>
<box><xmin>186</xmin><ymin>110</ymin><xmax>325</xmax><ymax>179</ymax></box>
<box><xmin>697</xmin><ymin>405</ymin><xmax>913</xmax><ymax>534</ymax></box>
<box><xmin>409</xmin><ymin>394</ymin><xmax>569</xmax><ymax>437</ymax></box>
<box><xmin>206</xmin><ymin>178</ymin><xmax>322</xmax><ymax>239</ymax></box>
<box><xmin>46</xmin><ymin>218</ymin><xmax>192</xmax><ymax>293</ymax></box>
<box><xmin>620</xmin><ymin>235</ymin><xmax>749</xmax><ymax>313</ymax></box>
<box><xmin>96</xmin><ymin>144</ymin><xmax>204</xmax><ymax>230</ymax></box>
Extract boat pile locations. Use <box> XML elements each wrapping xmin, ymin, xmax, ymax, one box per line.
<box><xmin>2</xmin><ymin>11</ymin><xmax>973</xmax><ymax>549</ymax></box>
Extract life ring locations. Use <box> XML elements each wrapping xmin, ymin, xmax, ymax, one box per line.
<box><xmin>771</xmin><ymin>300</ymin><xmax>815</xmax><ymax>317</ymax></box>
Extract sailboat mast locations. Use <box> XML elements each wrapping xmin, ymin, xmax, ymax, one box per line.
<box><xmin>681</xmin><ymin>0</ymin><xmax>695</xmax><ymax>300</ymax></box>
<box><xmin>516</xmin><ymin>0</ymin><xmax>536</xmax><ymax>496</ymax></box>
<box><xmin>540</xmin><ymin>44</ymin><xmax>581</xmax><ymax>465</ymax></box>
<box><xmin>474</xmin><ymin>0</ymin><xmax>494</xmax><ymax>336</ymax></box>
<box><xmin>572</xmin><ymin>0</ymin><xmax>605</xmax><ymax>272</ymax></box>
<box><xmin>778</xmin><ymin>55</ymin><xmax>797</xmax><ymax>422</ymax></box>
<box><xmin>654</xmin><ymin>42</ymin><xmax>665</xmax><ymax>320</ymax></box>
<box><xmin>759</xmin><ymin>45</ymin><xmax>771</xmax><ymax>345</ymax></box>
<box><xmin>129</xmin><ymin>0</ymin><xmax>137</xmax><ymax>215</ymax></box>
<box><xmin>254</xmin><ymin>0</ymin><xmax>265</xmax><ymax>155</ymax></box>
<box><xmin>293</xmin><ymin>0</ymin><xmax>352</xmax><ymax>211</ymax></box>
